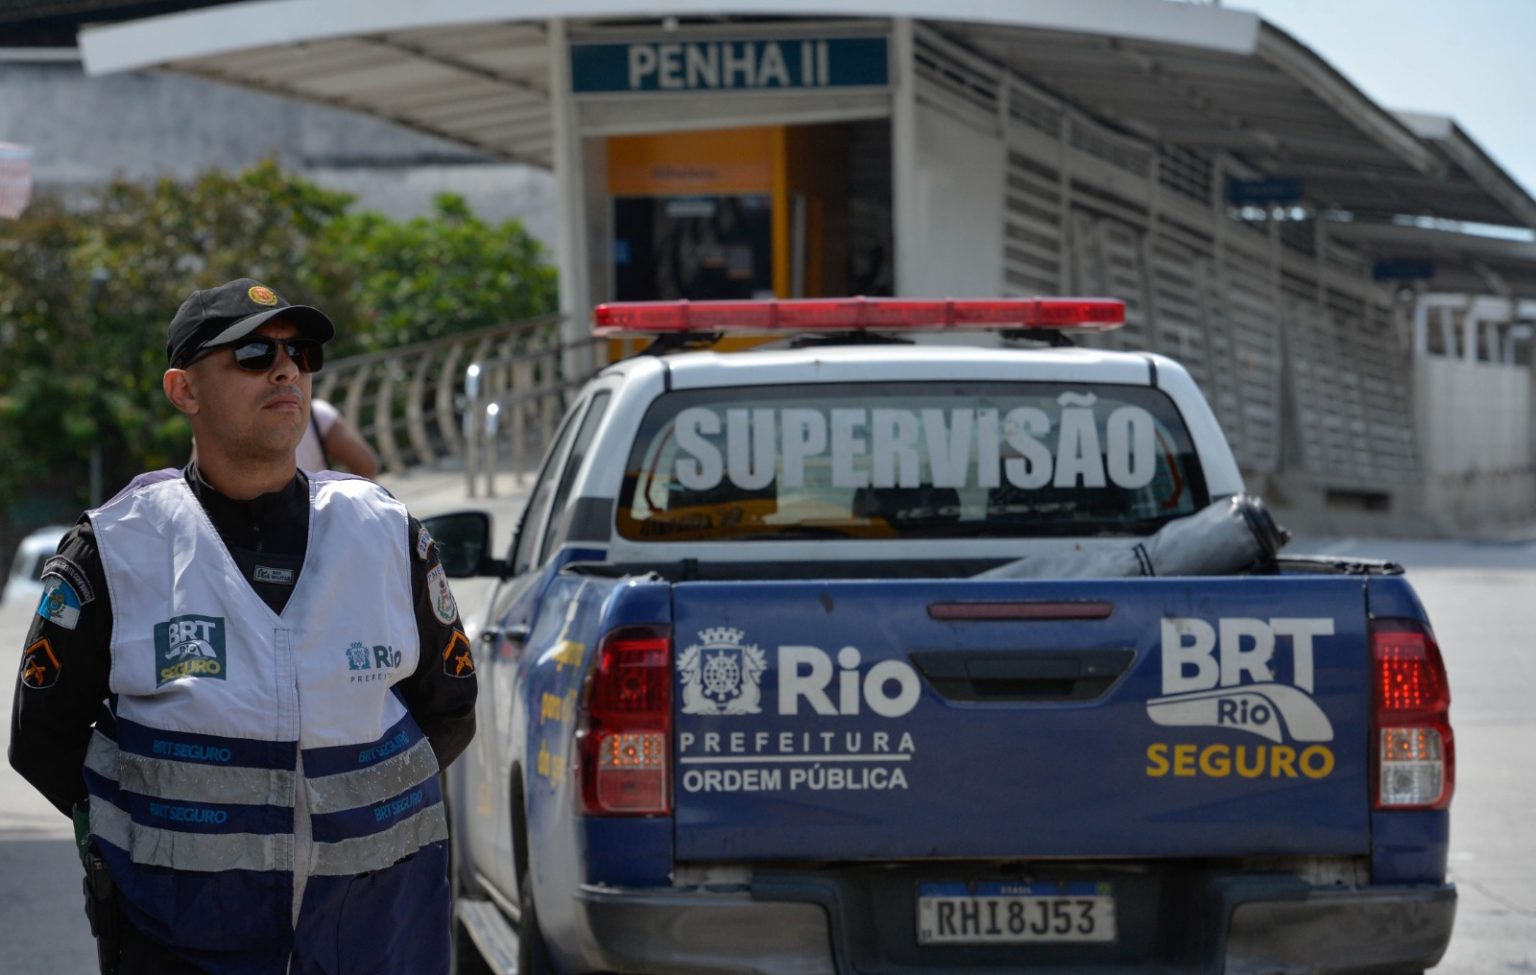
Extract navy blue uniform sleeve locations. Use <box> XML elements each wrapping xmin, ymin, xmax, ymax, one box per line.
<box><xmin>398</xmin><ymin>515</ymin><xmax>477</xmax><ymax>769</ymax></box>
<box><xmin>7</xmin><ymin>519</ymin><xmax>113</xmax><ymax>817</ymax></box>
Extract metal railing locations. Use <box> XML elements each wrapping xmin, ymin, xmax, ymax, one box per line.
<box><xmin>460</xmin><ymin>334</ymin><xmax>610</xmax><ymax>497</ymax></box>
<box><xmin>313</xmin><ymin>314</ymin><xmax>566</xmax><ymax>475</ymax></box>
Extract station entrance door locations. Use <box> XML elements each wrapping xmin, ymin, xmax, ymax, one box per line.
<box><xmin>606</xmin><ymin>121</ymin><xmax>891</xmax><ymax>302</ymax></box>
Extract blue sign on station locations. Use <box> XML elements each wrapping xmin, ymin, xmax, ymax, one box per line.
<box><xmin>1225</xmin><ymin>178</ymin><xmax>1303</xmax><ymax>205</ymax></box>
<box><xmin>571</xmin><ymin>37</ymin><xmax>890</xmax><ymax>94</ymax></box>
<box><xmin>1372</xmin><ymin>260</ymin><xmax>1436</xmax><ymax>281</ymax></box>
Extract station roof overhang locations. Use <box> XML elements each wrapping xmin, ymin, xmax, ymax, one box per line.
<box><xmin>1329</xmin><ymin>220</ymin><xmax>1536</xmax><ymax>300</ymax></box>
<box><xmin>76</xmin><ymin>0</ymin><xmax>1536</xmax><ymax>233</ymax></box>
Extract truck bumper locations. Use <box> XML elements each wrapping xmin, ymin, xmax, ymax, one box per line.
<box><xmin>575</xmin><ymin>884</ymin><xmax>836</xmax><ymax>975</ymax></box>
<box><xmin>1225</xmin><ymin>884</ymin><xmax>1457</xmax><ymax>975</ymax></box>
<box><xmin>574</xmin><ymin>879</ymin><xmax>1454</xmax><ymax>975</ymax></box>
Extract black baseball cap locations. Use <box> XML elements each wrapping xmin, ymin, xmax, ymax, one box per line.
<box><xmin>166</xmin><ymin>278</ymin><xmax>335</xmax><ymax>368</ymax></box>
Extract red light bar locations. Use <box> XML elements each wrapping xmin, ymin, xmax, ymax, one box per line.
<box><xmin>593</xmin><ymin>297</ymin><xmax>1125</xmax><ymax>334</ymax></box>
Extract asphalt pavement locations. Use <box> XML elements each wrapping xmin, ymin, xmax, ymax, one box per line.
<box><xmin>1</xmin><ymin>596</ymin><xmax>97</xmax><ymax>974</ymax></box>
<box><xmin>1291</xmin><ymin>534</ymin><xmax>1536</xmax><ymax>975</ymax></box>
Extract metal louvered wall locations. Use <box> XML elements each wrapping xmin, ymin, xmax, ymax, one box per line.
<box><xmin>916</xmin><ymin>26</ymin><xmax>1419</xmax><ymax>487</ymax></box>
<box><xmin>1002</xmin><ymin>151</ymin><xmax>1064</xmax><ymax>297</ymax></box>
<box><xmin>1070</xmin><ymin>210</ymin><xmax>1153</xmax><ymax>353</ymax></box>
<box><xmin>1215</xmin><ymin>235</ymin><xmax>1285</xmax><ymax>472</ymax></box>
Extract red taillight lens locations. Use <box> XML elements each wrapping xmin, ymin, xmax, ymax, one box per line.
<box><xmin>577</xmin><ymin>626</ymin><xmax>671</xmax><ymax>815</ymax></box>
<box><xmin>1371</xmin><ymin>619</ymin><xmax>1454</xmax><ymax>810</ymax></box>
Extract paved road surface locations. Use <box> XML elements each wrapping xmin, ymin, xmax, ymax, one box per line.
<box><xmin>0</xmin><ymin>484</ymin><xmax>1530</xmax><ymax>972</ymax></box>
<box><xmin>1294</xmin><ymin>535</ymin><xmax>1536</xmax><ymax>975</ymax></box>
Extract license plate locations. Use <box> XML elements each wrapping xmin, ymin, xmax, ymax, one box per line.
<box><xmin>916</xmin><ymin>881</ymin><xmax>1116</xmax><ymax>944</ymax></box>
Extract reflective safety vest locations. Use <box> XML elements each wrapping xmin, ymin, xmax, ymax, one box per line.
<box><xmin>82</xmin><ymin>470</ymin><xmax>449</xmax><ymax>975</ymax></box>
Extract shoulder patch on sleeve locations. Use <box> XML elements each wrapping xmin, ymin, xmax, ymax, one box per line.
<box><xmin>415</xmin><ymin>525</ymin><xmax>434</xmax><ymax>562</ymax></box>
<box><xmin>442</xmin><ymin>630</ymin><xmax>475</xmax><ymax>679</ymax></box>
<box><xmin>42</xmin><ymin>555</ymin><xmax>95</xmax><ymax>604</ymax></box>
<box><xmin>21</xmin><ymin>638</ymin><xmax>61</xmax><ymax>689</ymax></box>
<box><xmin>36</xmin><ymin>576</ymin><xmax>84</xmax><ymax>630</ymax></box>
<box><xmin>426</xmin><ymin>564</ymin><xmax>459</xmax><ymax>626</ymax></box>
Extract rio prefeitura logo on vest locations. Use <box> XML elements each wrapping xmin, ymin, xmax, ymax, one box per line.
<box><xmin>154</xmin><ymin>614</ymin><xmax>228</xmax><ymax>687</ymax></box>
<box><xmin>346</xmin><ymin>641</ymin><xmax>402</xmax><ymax>683</ymax></box>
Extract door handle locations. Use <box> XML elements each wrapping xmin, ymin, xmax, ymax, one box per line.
<box><xmin>910</xmin><ymin>649</ymin><xmax>1134</xmax><ymax>703</ymax></box>
<box><xmin>483</xmin><ymin>622</ymin><xmax>530</xmax><ymax>646</ymax></box>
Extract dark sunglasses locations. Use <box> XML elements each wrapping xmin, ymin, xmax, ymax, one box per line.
<box><xmin>192</xmin><ymin>336</ymin><xmax>323</xmax><ymax>374</ymax></box>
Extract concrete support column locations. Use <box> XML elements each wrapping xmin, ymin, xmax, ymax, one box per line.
<box><xmin>1412</xmin><ymin>295</ymin><xmax>1429</xmax><ymax>358</ymax></box>
<box><xmin>890</xmin><ymin>17</ymin><xmax>919</xmax><ymax>296</ymax></box>
<box><xmin>549</xmin><ymin>18</ymin><xmax>592</xmax><ymax>378</ymax></box>
<box><xmin>1438</xmin><ymin>306</ymin><xmax>1458</xmax><ymax>358</ymax></box>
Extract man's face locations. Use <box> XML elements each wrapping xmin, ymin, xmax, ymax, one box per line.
<box><xmin>180</xmin><ymin>319</ymin><xmax>313</xmax><ymax>462</ymax></box>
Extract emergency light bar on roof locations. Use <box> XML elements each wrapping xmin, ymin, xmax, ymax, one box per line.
<box><xmin>592</xmin><ymin>297</ymin><xmax>1125</xmax><ymax>334</ymax></box>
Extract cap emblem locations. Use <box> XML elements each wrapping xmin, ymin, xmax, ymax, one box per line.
<box><xmin>248</xmin><ymin>285</ymin><xmax>279</xmax><ymax>306</ymax></box>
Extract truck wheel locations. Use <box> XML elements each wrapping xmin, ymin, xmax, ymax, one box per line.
<box><xmin>518</xmin><ymin>863</ymin><xmax>557</xmax><ymax>975</ymax></box>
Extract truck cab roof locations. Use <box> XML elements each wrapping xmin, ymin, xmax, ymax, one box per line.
<box><xmin>601</xmin><ymin>341</ymin><xmax>1170</xmax><ymax>389</ymax></box>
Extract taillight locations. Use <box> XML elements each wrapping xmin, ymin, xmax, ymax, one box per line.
<box><xmin>577</xmin><ymin>626</ymin><xmax>671</xmax><ymax>815</ymax></box>
<box><xmin>1371</xmin><ymin>619</ymin><xmax>1454</xmax><ymax>810</ymax></box>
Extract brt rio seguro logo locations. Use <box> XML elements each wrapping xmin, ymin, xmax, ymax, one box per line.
<box><xmin>154</xmin><ymin>614</ymin><xmax>228</xmax><ymax>687</ymax></box>
<box><xmin>1145</xmin><ymin>616</ymin><xmax>1337</xmax><ymax>781</ymax></box>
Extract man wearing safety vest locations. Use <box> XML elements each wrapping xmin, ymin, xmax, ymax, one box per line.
<box><xmin>8</xmin><ymin>279</ymin><xmax>479</xmax><ymax>975</ymax></box>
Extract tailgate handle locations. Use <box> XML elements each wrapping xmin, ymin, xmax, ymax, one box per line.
<box><xmin>910</xmin><ymin>649</ymin><xmax>1134</xmax><ymax>703</ymax></box>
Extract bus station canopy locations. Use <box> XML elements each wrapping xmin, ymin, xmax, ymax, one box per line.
<box><xmin>76</xmin><ymin>0</ymin><xmax>1536</xmax><ymax>233</ymax></box>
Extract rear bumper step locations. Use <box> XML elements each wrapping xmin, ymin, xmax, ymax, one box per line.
<box><xmin>747</xmin><ymin>867</ymin><xmax>1457</xmax><ymax>975</ymax></box>
<box><xmin>566</xmin><ymin>872</ymin><xmax>1453</xmax><ymax>974</ymax></box>
<box><xmin>1226</xmin><ymin>884</ymin><xmax>1456</xmax><ymax>975</ymax></box>
<box><xmin>456</xmin><ymin>897</ymin><xmax>520</xmax><ymax>975</ymax></box>
<box><xmin>577</xmin><ymin>884</ymin><xmax>836</xmax><ymax>975</ymax></box>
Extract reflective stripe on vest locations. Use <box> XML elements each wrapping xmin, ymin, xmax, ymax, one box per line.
<box><xmin>313</xmin><ymin>794</ymin><xmax>450</xmax><ymax>877</ymax></box>
<box><xmin>306</xmin><ymin>734</ymin><xmax>441</xmax><ymax>816</ymax></box>
<box><xmin>90</xmin><ymin>791</ymin><xmax>288</xmax><ymax>873</ymax></box>
<box><xmin>88</xmin><ymin>729</ymin><xmax>299</xmax><ymax>808</ymax></box>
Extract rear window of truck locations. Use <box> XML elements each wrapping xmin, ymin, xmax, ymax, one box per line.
<box><xmin>617</xmin><ymin>382</ymin><xmax>1208</xmax><ymax>541</ymax></box>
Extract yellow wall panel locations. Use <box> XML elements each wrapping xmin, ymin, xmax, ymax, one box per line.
<box><xmin>608</xmin><ymin>127</ymin><xmax>776</xmax><ymax>196</ymax></box>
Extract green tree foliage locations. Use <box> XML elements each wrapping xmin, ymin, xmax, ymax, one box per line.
<box><xmin>0</xmin><ymin>160</ymin><xmax>556</xmax><ymax>549</ymax></box>
<box><xmin>309</xmin><ymin>193</ymin><xmax>557</xmax><ymax>357</ymax></box>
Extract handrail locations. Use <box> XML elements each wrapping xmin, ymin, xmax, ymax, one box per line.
<box><xmin>312</xmin><ymin>314</ymin><xmax>565</xmax><ymax>474</ymax></box>
<box><xmin>461</xmin><ymin>335</ymin><xmax>609</xmax><ymax>497</ymax></box>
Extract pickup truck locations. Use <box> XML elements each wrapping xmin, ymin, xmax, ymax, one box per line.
<box><xmin>430</xmin><ymin>297</ymin><xmax>1456</xmax><ymax>975</ymax></box>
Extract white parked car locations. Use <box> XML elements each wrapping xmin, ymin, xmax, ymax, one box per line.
<box><xmin>3</xmin><ymin>525</ymin><xmax>70</xmax><ymax>607</ymax></box>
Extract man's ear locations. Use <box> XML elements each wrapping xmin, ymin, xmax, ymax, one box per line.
<box><xmin>163</xmin><ymin>368</ymin><xmax>199</xmax><ymax>416</ymax></box>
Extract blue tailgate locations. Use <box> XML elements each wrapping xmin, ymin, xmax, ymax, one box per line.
<box><xmin>671</xmin><ymin>576</ymin><xmax>1370</xmax><ymax>861</ymax></box>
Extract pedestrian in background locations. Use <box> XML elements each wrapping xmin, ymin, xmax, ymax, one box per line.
<box><xmin>299</xmin><ymin>397</ymin><xmax>381</xmax><ymax>478</ymax></box>
<box><xmin>8</xmin><ymin>278</ymin><xmax>477</xmax><ymax>975</ymax></box>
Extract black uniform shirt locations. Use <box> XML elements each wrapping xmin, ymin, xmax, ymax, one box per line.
<box><xmin>8</xmin><ymin>465</ymin><xmax>477</xmax><ymax>816</ymax></box>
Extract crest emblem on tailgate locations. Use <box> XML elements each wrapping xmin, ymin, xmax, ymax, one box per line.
<box><xmin>679</xmin><ymin>627</ymin><xmax>766</xmax><ymax>715</ymax></box>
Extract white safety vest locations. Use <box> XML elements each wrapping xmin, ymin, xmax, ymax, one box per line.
<box><xmin>80</xmin><ymin>470</ymin><xmax>449</xmax><ymax>974</ymax></box>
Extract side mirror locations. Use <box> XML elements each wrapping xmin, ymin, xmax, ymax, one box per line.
<box><xmin>421</xmin><ymin>511</ymin><xmax>507</xmax><ymax>578</ymax></box>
